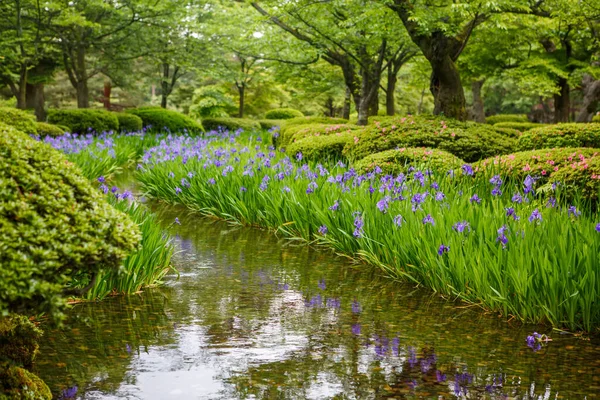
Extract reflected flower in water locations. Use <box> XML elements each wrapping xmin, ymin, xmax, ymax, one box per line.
<box><xmin>326</xmin><ymin>298</ymin><xmax>340</xmax><ymax>308</ymax></box>
<box><xmin>174</xmin><ymin>217</ymin><xmax>181</xmax><ymax>225</ymax></box>
<box><xmin>407</xmin><ymin>346</ymin><xmax>418</xmax><ymax>368</ymax></box>
<box><xmin>351</xmin><ymin>300</ymin><xmax>361</xmax><ymax>314</ymax></box>
<box><xmin>126</xmin><ymin>343</ymin><xmax>131</xmax><ymax>353</ymax></box>
<box><xmin>436</xmin><ymin>370</ymin><xmax>447</xmax><ymax>383</ymax></box>
<box><xmin>305</xmin><ymin>294</ymin><xmax>322</xmax><ymax>308</ymax></box>
<box><xmin>318</xmin><ymin>279</ymin><xmax>326</xmax><ymax>290</ymax></box>
<box><xmin>351</xmin><ymin>323</ymin><xmax>361</xmax><ymax>335</ymax></box>
<box><xmin>60</xmin><ymin>386</ymin><xmax>78</xmax><ymax>400</ymax></box>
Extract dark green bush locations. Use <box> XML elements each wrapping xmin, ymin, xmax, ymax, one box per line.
<box><xmin>287</xmin><ymin>132</ymin><xmax>353</xmax><ymax>161</ymax></box>
<box><xmin>264</xmin><ymin>108</ymin><xmax>304</xmax><ymax>120</ymax></box>
<box><xmin>477</xmin><ymin>148</ymin><xmax>600</xmax><ymax>204</ymax></box>
<box><xmin>517</xmin><ymin>123</ymin><xmax>600</xmax><ymax>150</ymax></box>
<box><xmin>280</xmin><ymin>123</ymin><xmax>360</xmax><ymax>147</ymax></box>
<box><xmin>0</xmin><ymin>107</ymin><xmax>37</xmax><ymax>136</ymax></box>
<box><xmin>0</xmin><ymin>124</ymin><xmax>140</xmax><ymax>321</ymax></box>
<box><xmin>202</xmin><ymin>117</ymin><xmax>261</xmax><ymax>132</ymax></box>
<box><xmin>35</xmin><ymin>122</ymin><xmax>65</xmax><ymax>137</ymax></box>
<box><xmin>493</xmin><ymin>122</ymin><xmax>541</xmax><ymax>131</ymax></box>
<box><xmin>355</xmin><ymin>148</ymin><xmax>464</xmax><ymax>175</ymax></box>
<box><xmin>115</xmin><ymin>112</ymin><xmax>143</xmax><ymax>132</ymax></box>
<box><xmin>47</xmin><ymin>109</ymin><xmax>119</xmax><ymax>134</ymax></box>
<box><xmin>126</xmin><ymin>107</ymin><xmax>203</xmax><ymax>133</ymax></box>
<box><xmin>344</xmin><ymin>115</ymin><xmax>516</xmax><ymax>163</ymax></box>
<box><xmin>486</xmin><ymin>114</ymin><xmax>529</xmax><ymax>125</ymax></box>
<box><xmin>258</xmin><ymin>119</ymin><xmax>285</xmax><ymax>130</ymax></box>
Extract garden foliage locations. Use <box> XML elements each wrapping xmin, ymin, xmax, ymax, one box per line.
<box><xmin>35</xmin><ymin>122</ymin><xmax>65</xmax><ymax>137</ymax></box>
<box><xmin>126</xmin><ymin>107</ymin><xmax>204</xmax><ymax>133</ymax></box>
<box><xmin>258</xmin><ymin>119</ymin><xmax>285</xmax><ymax>130</ymax></box>
<box><xmin>492</xmin><ymin>122</ymin><xmax>540</xmax><ymax>131</ymax></box>
<box><xmin>354</xmin><ymin>148</ymin><xmax>464</xmax><ymax>175</ymax></box>
<box><xmin>47</xmin><ymin>109</ymin><xmax>119</xmax><ymax>134</ymax></box>
<box><xmin>486</xmin><ymin>114</ymin><xmax>529</xmax><ymax>125</ymax></box>
<box><xmin>0</xmin><ymin>107</ymin><xmax>37</xmax><ymax>135</ymax></box>
<box><xmin>287</xmin><ymin>132</ymin><xmax>353</xmax><ymax>161</ymax></box>
<box><xmin>264</xmin><ymin>108</ymin><xmax>304</xmax><ymax>119</ymax></box>
<box><xmin>114</xmin><ymin>112</ymin><xmax>143</xmax><ymax>132</ymax></box>
<box><xmin>517</xmin><ymin>123</ymin><xmax>600</xmax><ymax>150</ymax></box>
<box><xmin>279</xmin><ymin>123</ymin><xmax>360</xmax><ymax>147</ymax></box>
<box><xmin>202</xmin><ymin>117</ymin><xmax>261</xmax><ymax>132</ymax></box>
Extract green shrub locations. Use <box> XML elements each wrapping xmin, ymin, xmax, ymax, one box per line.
<box><xmin>0</xmin><ymin>316</ymin><xmax>41</xmax><ymax>367</ymax></box>
<box><xmin>281</xmin><ymin>116</ymin><xmax>349</xmax><ymax>129</ymax></box>
<box><xmin>486</xmin><ymin>114</ymin><xmax>529</xmax><ymax>125</ymax></box>
<box><xmin>517</xmin><ymin>123</ymin><xmax>600</xmax><ymax>151</ymax></box>
<box><xmin>126</xmin><ymin>107</ymin><xmax>203</xmax><ymax>133</ymax></box>
<box><xmin>355</xmin><ymin>148</ymin><xmax>464</xmax><ymax>175</ymax></box>
<box><xmin>0</xmin><ymin>124</ymin><xmax>140</xmax><ymax>321</ymax></box>
<box><xmin>0</xmin><ymin>107</ymin><xmax>37</xmax><ymax>135</ymax></box>
<box><xmin>344</xmin><ymin>115</ymin><xmax>516</xmax><ymax>163</ymax></box>
<box><xmin>592</xmin><ymin>114</ymin><xmax>600</xmax><ymax>123</ymax></box>
<box><xmin>287</xmin><ymin>132</ymin><xmax>353</xmax><ymax>161</ymax></box>
<box><xmin>115</xmin><ymin>112</ymin><xmax>143</xmax><ymax>132</ymax></box>
<box><xmin>493</xmin><ymin>122</ymin><xmax>541</xmax><ymax>131</ymax></box>
<box><xmin>47</xmin><ymin>109</ymin><xmax>119</xmax><ymax>134</ymax></box>
<box><xmin>477</xmin><ymin>148</ymin><xmax>600</xmax><ymax>204</ymax></box>
<box><xmin>202</xmin><ymin>117</ymin><xmax>261</xmax><ymax>132</ymax></box>
<box><xmin>280</xmin><ymin>123</ymin><xmax>360</xmax><ymax>147</ymax></box>
<box><xmin>0</xmin><ymin>362</ymin><xmax>51</xmax><ymax>400</ymax></box>
<box><xmin>258</xmin><ymin>119</ymin><xmax>285</xmax><ymax>130</ymax></box>
<box><xmin>34</xmin><ymin>122</ymin><xmax>65</xmax><ymax>137</ymax></box>
<box><xmin>491</xmin><ymin>126</ymin><xmax>520</xmax><ymax>138</ymax></box>
<box><xmin>264</xmin><ymin>108</ymin><xmax>304</xmax><ymax>120</ymax></box>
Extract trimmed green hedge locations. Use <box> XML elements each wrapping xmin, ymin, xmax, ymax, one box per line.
<box><xmin>0</xmin><ymin>107</ymin><xmax>37</xmax><ymax>136</ymax></box>
<box><xmin>115</xmin><ymin>112</ymin><xmax>143</xmax><ymax>132</ymax></box>
<box><xmin>486</xmin><ymin>114</ymin><xmax>529</xmax><ymax>125</ymax></box>
<box><xmin>280</xmin><ymin>123</ymin><xmax>360</xmax><ymax>147</ymax></box>
<box><xmin>47</xmin><ymin>109</ymin><xmax>119</xmax><ymax>134</ymax></box>
<box><xmin>517</xmin><ymin>123</ymin><xmax>600</xmax><ymax>150</ymax></box>
<box><xmin>258</xmin><ymin>119</ymin><xmax>285</xmax><ymax>130</ymax></box>
<box><xmin>287</xmin><ymin>132</ymin><xmax>353</xmax><ymax>161</ymax></box>
<box><xmin>126</xmin><ymin>107</ymin><xmax>203</xmax><ymax>133</ymax></box>
<box><xmin>281</xmin><ymin>116</ymin><xmax>349</xmax><ymax>129</ymax></box>
<box><xmin>0</xmin><ymin>124</ymin><xmax>140</xmax><ymax>321</ymax></box>
<box><xmin>355</xmin><ymin>148</ymin><xmax>464</xmax><ymax>175</ymax></box>
<box><xmin>202</xmin><ymin>117</ymin><xmax>261</xmax><ymax>132</ymax></box>
<box><xmin>343</xmin><ymin>115</ymin><xmax>516</xmax><ymax>163</ymax></box>
<box><xmin>35</xmin><ymin>122</ymin><xmax>65</xmax><ymax>137</ymax></box>
<box><xmin>477</xmin><ymin>148</ymin><xmax>600</xmax><ymax>204</ymax></box>
<box><xmin>493</xmin><ymin>122</ymin><xmax>541</xmax><ymax>131</ymax></box>
<box><xmin>264</xmin><ymin>108</ymin><xmax>304</xmax><ymax>120</ymax></box>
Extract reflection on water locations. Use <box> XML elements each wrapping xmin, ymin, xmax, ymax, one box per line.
<box><xmin>35</xmin><ymin>202</ymin><xmax>600</xmax><ymax>399</ymax></box>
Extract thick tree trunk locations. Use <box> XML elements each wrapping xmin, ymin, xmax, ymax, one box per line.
<box><xmin>238</xmin><ymin>85</ymin><xmax>245</xmax><ymax>118</ymax></box>
<box><xmin>386</xmin><ymin>64</ymin><xmax>397</xmax><ymax>116</ymax></box>
<box><xmin>26</xmin><ymin>83</ymin><xmax>46</xmax><ymax>121</ymax></box>
<box><xmin>469</xmin><ymin>79</ymin><xmax>485</xmax><ymax>123</ymax></box>
<box><xmin>16</xmin><ymin>65</ymin><xmax>28</xmax><ymax>110</ymax></box>
<box><xmin>430</xmin><ymin>55</ymin><xmax>467</xmax><ymax>120</ymax></box>
<box><xmin>103</xmin><ymin>81</ymin><xmax>112</xmax><ymax>110</ymax></box>
<box><xmin>554</xmin><ymin>77</ymin><xmax>570</xmax><ymax>123</ymax></box>
<box><xmin>76</xmin><ymin>80</ymin><xmax>89</xmax><ymax>108</ymax></box>
<box><xmin>576</xmin><ymin>75</ymin><xmax>600</xmax><ymax>122</ymax></box>
<box><xmin>342</xmin><ymin>87</ymin><xmax>351</xmax><ymax>120</ymax></box>
<box><xmin>161</xmin><ymin>63</ymin><xmax>170</xmax><ymax>109</ymax></box>
<box><xmin>368</xmin><ymin>89</ymin><xmax>379</xmax><ymax>116</ymax></box>
<box><xmin>357</xmin><ymin>98</ymin><xmax>370</xmax><ymax>126</ymax></box>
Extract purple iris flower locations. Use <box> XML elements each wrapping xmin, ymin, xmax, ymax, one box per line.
<box><xmin>489</xmin><ymin>175</ymin><xmax>502</xmax><ymax>186</ymax></box>
<box><xmin>422</xmin><ymin>214</ymin><xmax>435</xmax><ymax>226</ymax></box>
<box><xmin>351</xmin><ymin>323</ymin><xmax>361</xmax><ymax>335</ymax></box>
<box><xmin>546</xmin><ymin>197</ymin><xmax>556</xmax><ymax>208</ymax></box>
<box><xmin>528</xmin><ymin>208</ymin><xmax>542</xmax><ymax>223</ymax></box>
<box><xmin>452</xmin><ymin>221</ymin><xmax>470</xmax><ymax>233</ymax></box>
<box><xmin>568</xmin><ymin>205</ymin><xmax>581</xmax><ymax>218</ymax></box>
<box><xmin>393</xmin><ymin>215</ymin><xmax>404</xmax><ymax>227</ymax></box>
<box><xmin>512</xmin><ymin>192</ymin><xmax>523</xmax><ymax>204</ymax></box>
<box><xmin>461</xmin><ymin>164</ymin><xmax>474</xmax><ymax>176</ymax></box>
<box><xmin>174</xmin><ymin>186</ymin><xmax>182</xmax><ymax>195</ymax></box>
<box><xmin>207</xmin><ymin>178</ymin><xmax>216</xmax><ymax>185</ymax></box>
<box><xmin>376</xmin><ymin>196</ymin><xmax>391</xmax><ymax>213</ymax></box>
<box><xmin>329</xmin><ymin>200</ymin><xmax>340</xmax><ymax>211</ymax></box>
<box><xmin>505</xmin><ymin>207</ymin><xmax>519</xmax><ymax>221</ymax></box>
<box><xmin>99</xmin><ymin>184</ymin><xmax>109</xmax><ymax>194</ymax></box>
<box><xmin>351</xmin><ymin>300</ymin><xmax>361</xmax><ymax>314</ymax></box>
<box><xmin>497</xmin><ymin>225</ymin><xmax>509</xmax><ymax>247</ymax></box>
<box><xmin>524</xmin><ymin>175</ymin><xmax>536</xmax><ymax>195</ymax></box>
<box><xmin>318</xmin><ymin>225</ymin><xmax>328</xmax><ymax>235</ymax></box>
<box><xmin>596</xmin><ymin>223</ymin><xmax>600</xmax><ymax>232</ymax></box>
<box><xmin>353</xmin><ymin>214</ymin><xmax>364</xmax><ymax>238</ymax></box>
<box><xmin>98</xmin><ymin>176</ymin><xmax>105</xmax><ymax>183</ymax></box>
<box><xmin>296</xmin><ymin>152</ymin><xmax>303</xmax><ymax>161</ymax></box>
<box><xmin>174</xmin><ymin>217</ymin><xmax>181</xmax><ymax>225</ymax></box>
<box><xmin>469</xmin><ymin>194</ymin><xmax>481</xmax><ymax>204</ymax></box>
<box><xmin>437</xmin><ymin>244</ymin><xmax>449</xmax><ymax>255</ymax></box>
<box><xmin>435</xmin><ymin>191</ymin><xmax>446</xmax><ymax>202</ymax></box>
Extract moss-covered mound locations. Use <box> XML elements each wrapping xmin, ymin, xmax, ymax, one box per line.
<box><xmin>486</xmin><ymin>114</ymin><xmax>529</xmax><ymax>125</ymax></box>
<box><xmin>126</xmin><ymin>107</ymin><xmax>203</xmax><ymax>133</ymax></box>
<box><xmin>493</xmin><ymin>122</ymin><xmax>541</xmax><ymax>131</ymax></box>
<box><xmin>115</xmin><ymin>112</ymin><xmax>143</xmax><ymax>132</ymax></box>
<box><xmin>0</xmin><ymin>107</ymin><xmax>37</xmax><ymax>136</ymax></box>
<box><xmin>355</xmin><ymin>148</ymin><xmax>464</xmax><ymax>175</ymax></box>
<box><xmin>47</xmin><ymin>109</ymin><xmax>119</xmax><ymax>134</ymax></box>
<box><xmin>280</xmin><ymin>116</ymin><xmax>349</xmax><ymax>129</ymax></box>
<box><xmin>264</xmin><ymin>108</ymin><xmax>304</xmax><ymax>120</ymax></box>
<box><xmin>517</xmin><ymin>123</ymin><xmax>600</xmax><ymax>151</ymax></box>
<box><xmin>280</xmin><ymin>123</ymin><xmax>360</xmax><ymax>147</ymax></box>
<box><xmin>343</xmin><ymin>115</ymin><xmax>516</xmax><ymax>163</ymax></box>
<box><xmin>287</xmin><ymin>132</ymin><xmax>353</xmax><ymax>161</ymax></box>
<box><xmin>0</xmin><ymin>124</ymin><xmax>140</xmax><ymax>320</ymax></box>
<box><xmin>0</xmin><ymin>362</ymin><xmax>51</xmax><ymax>400</ymax></box>
<box><xmin>477</xmin><ymin>148</ymin><xmax>600</xmax><ymax>204</ymax></box>
<box><xmin>202</xmin><ymin>117</ymin><xmax>261</xmax><ymax>132</ymax></box>
<box><xmin>34</xmin><ymin>122</ymin><xmax>65</xmax><ymax>138</ymax></box>
<box><xmin>0</xmin><ymin>316</ymin><xmax>42</xmax><ymax>367</ymax></box>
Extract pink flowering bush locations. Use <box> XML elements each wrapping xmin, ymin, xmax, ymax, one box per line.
<box><xmin>517</xmin><ymin>123</ymin><xmax>600</xmax><ymax>151</ymax></box>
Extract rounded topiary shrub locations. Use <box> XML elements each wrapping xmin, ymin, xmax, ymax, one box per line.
<box><xmin>126</xmin><ymin>107</ymin><xmax>203</xmax><ymax>133</ymax></box>
<box><xmin>343</xmin><ymin>115</ymin><xmax>516</xmax><ymax>163</ymax></box>
<box><xmin>115</xmin><ymin>112</ymin><xmax>143</xmax><ymax>132</ymax></box>
<box><xmin>477</xmin><ymin>148</ymin><xmax>600</xmax><ymax>204</ymax></box>
<box><xmin>486</xmin><ymin>114</ymin><xmax>529</xmax><ymax>125</ymax></box>
<box><xmin>0</xmin><ymin>107</ymin><xmax>37</xmax><ymax>136</ymax></box>
<box><xmin>264</xmin><ymin>108</ymin><xmax>304</xmax><ymax>120</ymax></box>
<box><xmin>517</xmin><ymin>123</ymin><xmax>600</xmax><ymax>151</ymax></box>
<box><xmin>281</xmin><ymin>116</ymin><xmax>348</xmax><ymax>129</ymax></box>
<box><xmin>258</xmin><ymin>119</ymin><xmax>285</xmax><ymax>130</ymax></box>
<box><xmin>355</xmin><ymin>148</ymin><xmax>464</xmax><ymax>175</ymax></box>
<box><xmin>202</xmin><ymin>117</ymin><xmax>261</xmax><ymax>132</ymax></box>
<box><xmin>280</xmin><ymin>123</ymin><xmax>360</xmax><ymax>147</ymax></box>
<box><xmin>287</xmin><ymin>132</ymin><xmax>353</xmax><ymax>161</ymax></box>
<box><xmin>35</xmin><ymin>122</ymin><xmax>65</xmax><ymax>138</ymax></box>
<box><xmin>0</xmin><ymin>123</ymin><xmax>140</xmax><ymax>321</ymax></box>
<box><xmin>47</xmin><ymin>109</ymin><xmax>119</xmax><ymax>134</ymax></box>
<box><xmin>493</xmin><ymin>122</ymin><xmax>541</xmax><ymax>131</ymax></box>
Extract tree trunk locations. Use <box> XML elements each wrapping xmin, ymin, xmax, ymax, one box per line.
<box><xmin>430</xmin><ymin>55</ymin><xmax>467</xmax><ymax>120</ymax></box>
<box><xmin>342</xmin><ymin>87</ymin><xmax>351</xmax><ymax>120</ymax></box>
<box><xmin>576</xmin><ymin>75</ymin><xmax>600</xmax><ymax>122</ymax></box>
<box><xmin>469</xmin><ymin>79</ymin><xmax>485</xmax><ymax>123</ymax></box>
<box><xmin>16</xmin><ymin>64</ymin><xmax>28</xmax><ymax>110</ymax></box>
<box><xmin>26</xmin><ymin>83</ymin><xmax>46</xmax><ymax>121</ymax></box>
<box><xmin>238</xmin><ymin>85</ymin><xmax>245</xmax><ymax>118</ymax></box>
<box><xmin>161</xmin><ymin>63</ymin><xmax>170</xmax><ymax>109</ymax></box>
<box><xmin>103</xmin><ymin>81</ymin><xmax>112</xmax><ymax>110</ymax></box>
<box><xmin>553</xmin><ymin>77</ymin><xmax>570</xmax><ymax>123</ymax></box>
<box><xmin>386</xmin><ymin>63</ymin><xmax>397</xmax><ymax>116</ymax></box>
<box><xmin>76</xmin><ymin>80</ymin><xmax>89</xmax><ymax>108</ymax></box>
<box><xmin>368</xmin><ymin>87</ymin><xmax>379</xmax><ymax>117</ymax></box>
<box><xmin>357</xmin><ymin>97</ymin><xmax>370</xmax><ymax>126</ymax></box>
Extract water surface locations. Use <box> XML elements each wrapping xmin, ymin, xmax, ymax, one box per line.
<box><xmin>35</xmin><ymin>202</ymin><xmax>600</xmax><ymax>399</ymax></box>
